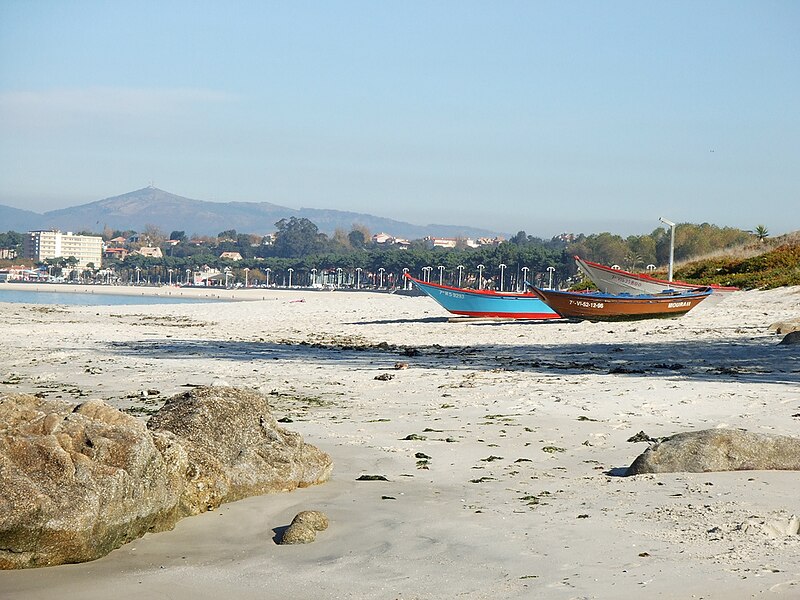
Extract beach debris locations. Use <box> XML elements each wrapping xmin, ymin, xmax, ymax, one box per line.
<box><xmin>480</xmin><ymin>455</ymin><xmax>504</xmax><ymax>462</ymax></box>
<box><xmin>402</xmin><ymin>347</ymin><xmax>420</xmax><ymax>357</ymax></box>
<box><xmin>356</xmin><ymin>474</ymin><xmax>389</xmax><ymax>481</ymax></box>
<box><xmin>374</xmin><ymin>373</ymin><xmax>394</xmax><ymax>381</ymax></box>
<box><xmin>400</xmin><ymin>433</ymin><xmax>427</xmax><ymax>441</ymax></box>
<box><xmin>627</xmin><ymin>428</ymin><xmax>800</xmax><ymax>474</ymax></box>
<box><xmin>470</xmin><ymin>477</ymin><xmax>495</xmax><ymax>483</ymax></box>
<box><xmin>393</xmin><ymin>362</ymin><xmax>409</xmax><ymax>370</ymax></box>
<box><xmin>277</xmin><ymin>416</ymin><xmax>293</xmax><ymax>423</ymax></box>
<box><xmin>542</xmin><ymin>446</ymin><xmax>565</xmax><ymax>453</ymax></box>
<box><xmin>627</xmin><ymin>431</ymin><xmax>658</xmax><ymax>443</ymax></box>
<box><xmin>381</xmin><ymin>495</ymin><xmax>396</xmax><ymax>500</ymax></box>
<box><xmin>415</xmin><ymin>452</ymin><xmax>431</xmax><ymax>460</ymax></box>
<box><xmin>278</xmin><ymin>510</ymin><xmax>329</xmax><ymax>545</ymax></box>
<box><xmin>764</xmin><ymin>515</ymin><xmax>800</xmax><ymax>538</ymax></box>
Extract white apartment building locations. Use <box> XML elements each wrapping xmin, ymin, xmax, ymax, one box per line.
<box><xmin>24</xmin><ymin>230</ymin><xmax>103</xmax><ymax>268</ymax></box>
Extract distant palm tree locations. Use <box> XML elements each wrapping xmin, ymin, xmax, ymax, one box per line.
<box><xmin>755</xmin><ymin>225</ymin><xmax>769</xmax><ymax>242</ymax></box>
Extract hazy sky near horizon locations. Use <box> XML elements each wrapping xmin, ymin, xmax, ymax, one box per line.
<box><xmin>1</xmin><ymin>1</ymin><xmax>798</xmax><ymax>237</ymax></box>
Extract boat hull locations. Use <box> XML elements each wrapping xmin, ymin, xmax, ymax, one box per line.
<box><xmin>532</xmin><ymin>287</ymin><xmax>712</xmax><ymax>321</ymax></box>
<box><xmin>408</xmin><ymin>276</ymin><xmax>560</xmax><ymax>319</ymax></box>
<box><xmin>575</xmin><ymin>256</ymin><xmax>737</xmax><ymax>295</ymax></box>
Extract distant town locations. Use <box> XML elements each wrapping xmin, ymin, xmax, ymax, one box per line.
<box><xmin>0</xmin><ymin>218</ymin><xmax>759</xmax><ymax>291</ymax></box>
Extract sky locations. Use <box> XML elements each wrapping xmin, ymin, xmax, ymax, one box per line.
<box><xmin>1</xmin><ymin>1</ymin><xmax>798</xmax><ymax>238</ymax></box>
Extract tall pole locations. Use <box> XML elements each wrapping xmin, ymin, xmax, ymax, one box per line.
<box><xmin>547</xmin><ymin>266</ymin><xmax>555</xmax><ymax>289</ymax></box>
<box><xmin>499</xmin><ymin>263</ymin><xmax>507</xmax><ymax>292</ymax></box>
<box><xmin>659</xmin><ymin>217</ymin><xmax>676</xmax><ymax>282</ymax></box>
<box><xmin>356</xmin><ymin>267</ymin><xmax>362</xmax><ymax>289</ymax></box>
<box><xmin>521</xmin><ymin>266</ymin><xmax>529</xmax><ymax>289</ymax></box>
<box><xmin>437</xmin><ymin>265</ymin><xmax>444</xmax><ymax>285</ymax></box>
<box><xmin>477</xmin><ymin>264</ymin><xmax>485</xmax><ymax>289</ymax></box>
<box><xmin>287</xmin><ymin>267</ymin><xmax>293</xmax><ymax>288</ymax></box>
<box><xmin>457</xmin><ymin>265</ymin><xmax>464</xmax><ymax>287</ymax></box>
<box><xmin>378</xmin><ymin>267</ymin><xmax>385</xmax><ymax>288</ymax></box>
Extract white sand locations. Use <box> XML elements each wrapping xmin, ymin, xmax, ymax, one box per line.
<box><xmin>1</xmin><ymin>283</ymin><xmax>799</xmax><ymax>599</ymax></box>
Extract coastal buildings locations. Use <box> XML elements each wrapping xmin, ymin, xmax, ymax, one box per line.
<box><xmin>23</xmin><ymin>230</ymin><xmax>103</xmax><ymax>268</ymax></box>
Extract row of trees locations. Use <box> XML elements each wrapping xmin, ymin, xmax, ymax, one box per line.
<box><xmin>0</xmin><ymin>219</ymin><xmax>762</xmax><ymax>289</ymax></box>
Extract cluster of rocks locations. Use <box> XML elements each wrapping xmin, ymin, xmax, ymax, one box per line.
<box><xmin>0</xmin><ymin>387</ymin><xmax>332</xmax><ymax>569</ymax></box>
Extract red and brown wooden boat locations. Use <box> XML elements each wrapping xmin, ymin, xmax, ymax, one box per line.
<box><xmin>531</xmin><ymin>286</ymin><xmax>713</xmax><ymax>321</ymax></box>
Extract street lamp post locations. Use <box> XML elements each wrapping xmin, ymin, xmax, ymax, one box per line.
<box><xmin>378</xmin><ymin>267</ymin><xmax>385</xmax><ymax>288</ymax></box>
<box><xmin>457</xmin><ymin>265</ymin><xmax>464</xmax><ymax>287</ymax></box>
<box><xmin>547</xmin><ymin>266</ymin><xmax>556</xmax><ymax>289</ymax></box>
<box><xmin>287</xmin><ymin>267</ymin><xmax>293</xmax><ymax>288</ymax></box>
<box><xmin>224</xmin><ymin>267</ymin><xmax>232</xmax><ymax>288</ymax></box>
<box><xmin>402</xmin><ymin>267</ymin><xmax>409</xmax><ymax>289</ymax></box>
<box><xmin>336</xmin><ymin>267</ymin><xmax>343</xmax><ymax>288</ymax></box>
<box><xmin>186</xmin><ymin>268</ymin><xmax>191</xmax><ymax>285</ymax></box>
<box><xmin>311</xmin><ymin>268</ymin><xmax>317</xmax><ymax>287</ymax></box>
<box><xmin>243</xmin><ymin>267</ymin><xmax>250</xmax><ymax>288</ymax></box>
<box><xmin>356</xmin><ymin>267</ymin><xmax>362</xmax><ymax>289</ymax></box>
<box><xmin>437</xmin><ymin>265</ymin><xmax>444</xmax><ymax>285</ymax></box>
<box><xmin>499</xmin><ymin>263</ymin><xmax>507</xmax><ymax>292</ymax></box>
<box><xmin>265</xmin><ymin>267</ymin><xmax>271</xmax><ymax>287</ymax></box>
<box><xmin>521</xmin><ymin>266</ymin><xmax>529</xmax><ymax>289</ymax></box>
<box><xmin>422</xmin><ymin>266</ymin><xmax>432</xmax><ymax>282</ymax></box>
<box><xmin>659</xmin><ymin>216</ymin><xmax>676</xmax><ymax>282</ymax></box>
<box><xmin>135</xmin><ymin>267</ymin><xmax>141</xmax><ymax>285</ymax></box>
<box><xmin>168</xmin><ymin>269</ymin><xmax>173</xmax><ymax>286</ymax></box>
<box><xmin>477</xmin><ymin>264</ymin><xmax>485</xmax><ymax>289</ymax></box>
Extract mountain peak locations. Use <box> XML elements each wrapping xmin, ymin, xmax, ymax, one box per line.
<box><xmin>23</xmin><ymin>188</ymin><xmax>504</xmax><ymax>239</ymax></box>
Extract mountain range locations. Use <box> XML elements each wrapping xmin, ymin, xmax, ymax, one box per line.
<box><xmin>0</xmin><ymin>187</ymin><xmax>503</xmax><ymax>240</ymax></box>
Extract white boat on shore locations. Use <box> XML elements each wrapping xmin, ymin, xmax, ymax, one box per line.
<box><xmin>574</xmin><ymin>256</ymin><xmax>738</xmax><ymax>295</ymax></box>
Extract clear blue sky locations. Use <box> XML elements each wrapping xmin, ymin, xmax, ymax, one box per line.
<box><xmin>1</xmin><ymin>1</ymin><xmax>798</xmax><ymax>237</ymax></box>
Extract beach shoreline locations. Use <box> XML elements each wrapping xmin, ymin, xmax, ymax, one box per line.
<box><xmin>1</xmin><ymin>286</ymin><xmax>799</xmax><ymax>598</ymax></box>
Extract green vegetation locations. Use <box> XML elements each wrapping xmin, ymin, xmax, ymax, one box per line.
<box><xmin>674</xmin><ymin>242</ymin><xmax>800</xmax><ymax>289</ymax></box>
<box><xmin>1</xmin><ymin>220</ymin><xmax>796</xmax><ymax>289</ymax></box>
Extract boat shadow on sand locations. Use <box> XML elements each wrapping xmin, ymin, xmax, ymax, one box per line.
<box><xmin>107</xmin><ymin>336</ymin><xmax>798</xmax><ymax>385</ymax></box>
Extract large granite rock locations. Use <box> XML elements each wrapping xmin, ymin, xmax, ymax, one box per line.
<box><xmin>0</xmin><ymin>387</ymin><xmax>332</xmax><ymax>569</ymax></box>
<box><xmin>147</xmin><ymin>386</ymin><xmax>333</xmax><ymax>515</ymax></box>
<box><xmin>627</xmin><ymin>428</ymin><xmax>800</xmax><ymax>475</ymax></box>
<box><xmin>0</xmin><ymin>395</ymin><xmax>186</xmax><ymax>569</ymax></box>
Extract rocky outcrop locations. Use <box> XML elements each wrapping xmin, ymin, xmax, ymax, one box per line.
<box><xmin>627</xmin><ymin>428</ymin><xmax>800</xmax><ymax>475</ymax></box>
<box><xmin>779</xmin><ymin>331</ymin><xmax>800</xmax><ymax>345</ymax></box>
<box><xmin>0</xmin><ymin>388</ymin><xmax>332</xmax><ymax>569</ymax></box>
<box><xmin>0</xmin><ymin>395</ymin><xmax>185</xmax><ymax>569</ymax></box>
<box><xmin>147</xmin><ymin>386</ymin><xmax>333</xmax><ymax>515</ymax></box>
<box><xmin>770</xmin><ymin>318</ymin><xmax>800</xmax><ymax>335</ymax></box>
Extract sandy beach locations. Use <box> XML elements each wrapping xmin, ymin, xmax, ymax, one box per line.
<box><xmin>1</xmin><ymin>283</ymin><xmax>799</xmax><ymax>599</ymax></box>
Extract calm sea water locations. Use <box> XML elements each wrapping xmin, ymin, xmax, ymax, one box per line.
<box><xmin>0</xmin><ymin>287</ymin><xmax>220</xmax><ymax>306</ymax></box>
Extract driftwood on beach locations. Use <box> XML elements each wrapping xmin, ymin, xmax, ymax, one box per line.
<box><xmin>0</xmin><ymin>387</ymin><xmax>333</xmax><ymax>569</ymax></box>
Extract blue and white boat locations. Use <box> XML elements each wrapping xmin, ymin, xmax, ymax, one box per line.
<box><xmin>407</xmin><ymin>276</ymin><xmax>560</xmax><ymax>320</ymax></box>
